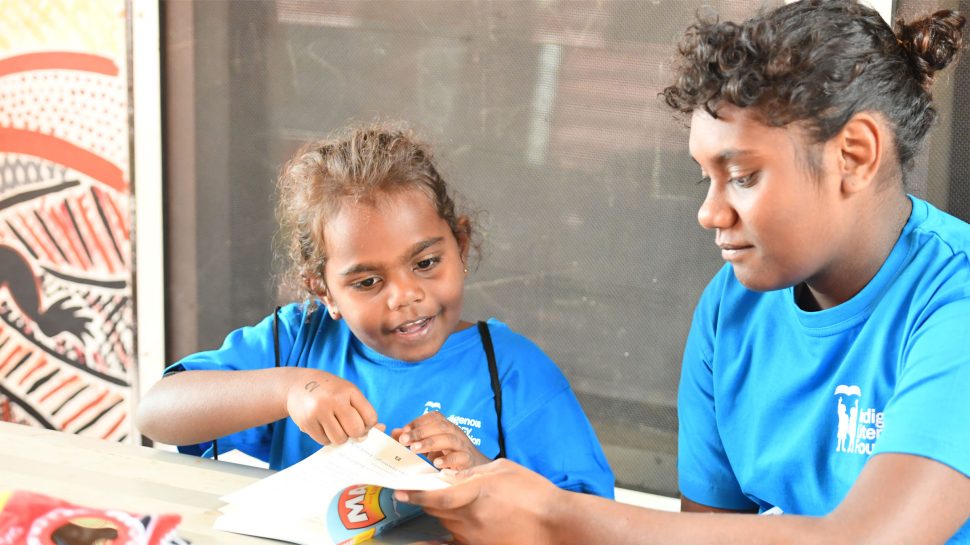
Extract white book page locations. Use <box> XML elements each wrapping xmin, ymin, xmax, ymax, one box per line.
<box><xmin>217</xmin><ymin>428</ymin><xmax>453</xmax><ymax>521</ymax></box>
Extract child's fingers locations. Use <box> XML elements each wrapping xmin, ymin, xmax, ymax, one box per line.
<box><xmin>404</xmin><ymin>413</ymin><xmax>457</xmax><ymax>443</ymax></box>
<box><xmin>319</xmin><ymin>412</ymin><xmax>349</xmax><ymax>445</ymax></box>
<box><xmin>398</xmin><ymin>411</ymin><xmax>452</xmax><ymax>444</ymax></box>
<box><xmin>400</xmin><ymin>410</ymin><xmax>448</xmax><ymax>437</ymax></box>
<box><xmin>407</xmin><ymin>431</ymin><xmax>465</xmax><ymax>455</ymax></box>
<box><xmin>350</xmin><ymin>391</ymin><xmax>379</xmax><ymax>430</ymax></box>
<box><xmin>334</xmin><ymin>404</ymin><xmax>368</xmax><ymax>439</ymax></box>
<box><xmin>301</xmin><ymin>419</ymin><xmax>331</xmax><ymax>446</ymax></box>
<box><xmin>407</xmin><ymin>411</ymin><xmax>443</xmax><ymax>426</ymax></box>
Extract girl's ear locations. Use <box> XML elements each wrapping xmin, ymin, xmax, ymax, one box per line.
<box><xmin>320</xmin><ymin>290</ymin><xmax>340</xmax><ymax>320</ymax></box>
<box><xmin>455</xmin><ymin>216</ymin><xmax>471</xmax><ymax>264</ymax></box>
<box><xmin>306</xmin><ymin>274</ymin><xmax>340</xmax><ymax>319</ymax></box>
<box><xmin>837</xmin><ymin>112</ymin><xmax>884</xmax><ymax>195</ymax></box>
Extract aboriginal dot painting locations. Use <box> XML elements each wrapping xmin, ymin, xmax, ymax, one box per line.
<box><xmin>0</xmin><ymin>1</ymin><xmax>134</xmax><ymax>442</ymax></box>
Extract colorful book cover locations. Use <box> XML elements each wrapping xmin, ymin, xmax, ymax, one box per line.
<box><xmin>326</xmin><ymin>485</ymin><xmax>423</xmax><ymax>545</ymax></box>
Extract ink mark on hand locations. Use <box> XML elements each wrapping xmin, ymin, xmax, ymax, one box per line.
<box><xmin>305</xmin><ymin>380</ymin><xmax>320</xmax><ymax>392</ymax></box>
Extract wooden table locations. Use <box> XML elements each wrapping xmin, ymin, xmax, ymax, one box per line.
<box><xmin>0</xmin><ymin>421</ymin><xmax>448</xmax><ymax>544</ymax></box>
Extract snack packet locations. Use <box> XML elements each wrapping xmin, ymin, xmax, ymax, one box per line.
<box><xmin>0</xmin><ymin>490</ymin><xmax>188</xmax><ymax>545</ymax></box>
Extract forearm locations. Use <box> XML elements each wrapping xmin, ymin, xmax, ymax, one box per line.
<box><xmin>135</xmin><ymin>368</ymin><xmax>314</xmax><ymax>445</ymax></box>
<box><xmin>410</xmin><ymin>456</ymin><xmax>967</xmax><ymax>545</ymax></box>
<box><xmin>545</xmin><ymin>491</ymin><xmax>835</xmax><ymax>545</ymax></box>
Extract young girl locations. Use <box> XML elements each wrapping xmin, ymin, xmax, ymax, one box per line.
<box><xmin>135</xmin><ymin>123</ymin><xmax>614</xmax><ymax>498</ymax></box>
<box><xmin>398</xmin><ymin>2</ymin><xmax>970</xmax><ymax>543</ymax></box>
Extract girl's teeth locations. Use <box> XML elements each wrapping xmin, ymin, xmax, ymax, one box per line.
<box><xmin>398</xmin><ymin>318</ymin><xmax>427</xmax><ymax>333</ymax></box>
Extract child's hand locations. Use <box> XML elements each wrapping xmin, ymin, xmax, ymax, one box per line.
<box><xmin>393</xmin><ymin>411</ymin><xmax>491</xmax><ymax>470</ymax></box>
<box><xmin>285</xmin><ymin>371</ymin><xmax>377</xmax><ymax>446</ymax></box>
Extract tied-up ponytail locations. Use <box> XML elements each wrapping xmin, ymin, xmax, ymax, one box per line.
<box><xmin>895</xmin><ymin>10</ymin><xmax>965</xmax><ymax>91</ymax></box>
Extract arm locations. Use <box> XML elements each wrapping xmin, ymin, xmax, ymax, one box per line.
<box><xmin>400</xmin><ymin>453</ymin><xmax>970</xmax><ymax>545</ymax></box>
<box><xmin>136</xmin><ymin>367</ymin><xmax>377</xmax><ymax>447</ymax></box>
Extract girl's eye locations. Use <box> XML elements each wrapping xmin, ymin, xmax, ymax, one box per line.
<box><xmin>415</xmin><ymin>256</ymin><xmax>440</xmax><ymax>271</ymax></box>
<box><xmin>352</xmin><ymin>277</ymin><xmax>380</xmax><ymax>290</ymax></box>
<box><xmin>730</xmin><ymin>172</ymin><xmax>759</xmax><ymax>188</ymax></box>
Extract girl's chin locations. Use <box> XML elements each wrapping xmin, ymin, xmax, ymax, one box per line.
<box><xmin>733</xmin><ymin>271</ymin><xmax>788</xmax><ymax>293</ymax></box>
<box><xmin>389</xmin><ymin>343</ymin><xmax>444</xmax><ymax>363</ymax></box>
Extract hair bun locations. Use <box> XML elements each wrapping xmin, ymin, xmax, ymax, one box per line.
<box><xmin>895</xmin><ymin>10</ymin><xmax>966</xmax><ymax>88</ymax></box>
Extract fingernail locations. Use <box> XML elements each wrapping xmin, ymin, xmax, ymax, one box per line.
<box><xmin>399</xmin><ymin>434</ymin><xmax>410</xmax><ymax>444</ymax></box>
<box><xmin>433</xmin><ymin>458</ymin><xmax>443</xmax><ymax>467</ymax></box>
<box><xmin>410</xmin><ymin>441</ymin><xmax>422</xmax><ymax>450</ymax></box>
<box><xmin>394</xmin><ymin>490</ymin><xmax>409</xmax><ymax>502</ymax></box>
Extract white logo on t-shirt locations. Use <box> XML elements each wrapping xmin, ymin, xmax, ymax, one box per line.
<box><xmin>834</xmin><ymin>384</ymin><xmax>883</xmax><ymax>455</ymax></box>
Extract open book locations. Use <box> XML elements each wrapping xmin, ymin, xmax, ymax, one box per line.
<box><xmin>214</xmin><ymin>428</ymin><xmax>454</xmax><ymax>545</ymax></box>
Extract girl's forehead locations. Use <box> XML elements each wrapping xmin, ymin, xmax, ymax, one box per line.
<box><xmin>689</xmin><ymin>106</ymin><xmax>789</xmax><ymax>158</ymax></box>
<box><xmin>321</xmin><ymin>196</ymin><xmax>455</xmax><ymax>273</ymax></box>
<box><xmin>325</xmin><ymin>188</ymin><xmax>445</xmax><ymax>240</ymax></box>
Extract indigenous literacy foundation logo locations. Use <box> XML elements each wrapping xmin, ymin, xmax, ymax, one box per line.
<box><xmin>834</xmin><ymin>384</ymin><xmax>884</xmax><ymax>455</ymax></box>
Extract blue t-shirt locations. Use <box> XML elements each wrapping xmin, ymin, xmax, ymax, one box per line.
<box><xmin>678</xmin><ymin>196</ymin><xmax>970</xmax><ymax>542</ymax></box>
<box><xmin>167</xmin><ymin>307</ymin><xmax>615</xmax><ymax>498</ymax></box>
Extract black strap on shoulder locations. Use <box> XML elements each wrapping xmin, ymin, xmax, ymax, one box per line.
<box><xmin>212</xmin><ymin>306</ymin><xmax>283</xmax><ymax>461</ymax></box>
<box><xmin>477</xmin><ymin>321</ymin><xmax>505</xmax><ymax>459</ymax></box>
<box><xmin>273</xmin><ymin>305</ymin><xmax>282</xmax><ymax>367</ymax></box>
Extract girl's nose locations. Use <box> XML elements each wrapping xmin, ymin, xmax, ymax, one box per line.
<box><xmin>387</xmin><ymin>275</ymin><xmax>425</xmax><ymax>310</ymax></box>
<box><xmin>697</xmin><ymin>184</ymin><xmax>737</xmax><ymax>231</ymax></box>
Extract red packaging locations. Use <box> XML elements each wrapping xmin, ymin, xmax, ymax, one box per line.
<box><xmin>0</xmin><ymin>490</ymin><xmax>187</xmax><ymax>545</ymax></box>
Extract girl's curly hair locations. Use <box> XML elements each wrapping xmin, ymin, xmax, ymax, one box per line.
<box><xmin>276</xmin><ymin>121</ymin><xmax>480</xmax><ymax>306</ymax></box>
<box><xmin>662</xmin><ymin>0</ymin><xmax>965</xmax><ymax>178</ymax></box>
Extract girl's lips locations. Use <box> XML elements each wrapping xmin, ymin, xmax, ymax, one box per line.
<box><xmin>394</xmin><ymin>316</ymin><xmax>432</xmax><ymax>335</ymax></box>
<box><xmin>719</xmin><ymin>245</ymin><xmax>753</xmax><ymax>261</ymax></box>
